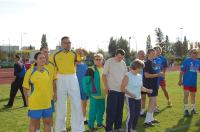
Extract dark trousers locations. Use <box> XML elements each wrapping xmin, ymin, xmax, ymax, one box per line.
<box><xmin>7</xmin><ymin>78</ymin><xmax>26</xmax><ymax>106</ymax></box>
<box><xmin>106</xmin><ymin>90</ymin><xmax>125</xmax><ymax>131</ymax></box>
<box><xmin>126</xmin><ymin>97</ymin><xmax>141</xmax><ymax>132</ymax></box>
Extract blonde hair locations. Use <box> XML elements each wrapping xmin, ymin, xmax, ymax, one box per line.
<box><xmin>94</xmin><ymin>53</ymin><xmax>103</xmax><ymax>59</ymax></box>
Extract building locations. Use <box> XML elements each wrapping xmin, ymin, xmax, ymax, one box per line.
<box><xmin>0</xmin><ymin>45</ymin><xmax>19</xmax><ymax>52</ymax></box>
<box><xmin>21</xmin><ymin>46</ymin><xmax>35</xmax><ymax>50</ymax></box>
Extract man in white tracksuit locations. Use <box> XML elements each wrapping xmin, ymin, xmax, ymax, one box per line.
<box><xmin>50</xmin><ymin>36</ymin><xmax>84</xmax><ymax>132</ymax></box>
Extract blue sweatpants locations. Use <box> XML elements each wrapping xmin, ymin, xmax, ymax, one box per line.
<box><xmin>126</xmin><ymin>97</ymin><xmax>141</xmax><ymax>132</ymax></box>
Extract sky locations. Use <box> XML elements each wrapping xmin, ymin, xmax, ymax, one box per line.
<box><xmin>0</xmin><ymin>0</ymin><xmax>200</xmax><ymax>52</ymax></box>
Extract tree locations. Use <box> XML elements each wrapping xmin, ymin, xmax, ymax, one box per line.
<box><xmin>41</xmin><ymin>34</ymin><xmax>48</xmax><ymax>48</ymax></box>
<box><xmin>117</xmin><ymin>36</ymin><xmax>130</xmax><ymax>59</ymax></box>
<box><xmin>189</xmin><ymin>43</ymin><xmax>193</xmax><ymax>50</ymax></box>
<box><xmin>182</xmin><ymin>36</ymin><xmax>188</xmax><ymax>55</ymax></box>
<box><xmin>172</xmin><ymin>39</ymin><xmax>188</xmax><ymax>58</ymax></box>
<box><xmin>29</xmin><ymin>44</ymin><xmax>34</xmax><ymax>50</ymax></box>
<box><xmin>146</xmin><ymin>35</ymin><xmax>152</xmax><ymax>52</ymax></box>
<box><xmin>108</xmin><ymin>36</ymin><xmax>131</xmax><ymax>65</ymax></box>
<box><xmin>108</xmin><ymin>37</ymin><xmax>118</xmax><ymax>57</ymax></box>
<box><xmin>164</xmin><ymin>35</ymin><xmax>171</xmax><ymax>53</ymax></box>
<box><xmin>198</xmin><ymin>42</ymin><xmax>200</xmax><ymax>49</ymax></box>
<box><xmin>173</xmin><ymin>40</ymin><xmax>182</xmax><ymax>57</ymax></box>
<box><xmin>155</xmin><ymin>27</ymin><xmax>164</xmax><ymax>48</ymax></box>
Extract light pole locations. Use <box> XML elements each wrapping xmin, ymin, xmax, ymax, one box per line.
<box><xmin>132</xmin><ymin>36</ymin><xmax>138</xmax><ymax>52</ymax></box>
<box><xmin>129</xmin><ymin>37</ymin><xmax>131</xmax><ymax>49</ymax></box>
<box><xmin>180</xmin><ymin>28</ymin><xmax>183</xmax><ymax>42</ymax></box>
<box><xmin>8</xmin><ymin>38</ymin><xmax>10</xmax><ymax>62</ymax></box>
<box><xmin>20</xmin><ymin>33</ymin><xmax>27</xmax><ymax>57</ymax></box>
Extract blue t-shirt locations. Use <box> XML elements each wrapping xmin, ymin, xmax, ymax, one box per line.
<box><xmin>126</xmin><ymin>72</ymin><xmax>142</xmax><ymax>99</ymax></box>
<box><xmin>158</xmin><ymin>55</ymin><xmax>168</xmax><ymax>70</ymax></box>
<box><xmin>154</xmin><ymin>55</ymin><xmax>168</xmax><ymax>81</ymax></box>
<box><xmin>153</xmin><ymin>57</ymin><xmax>162</xmax><ymax>73</ymax></box>
<box><xmin>76</xmin><ymin>63</ymin><xmax>88</xmax><ymax>89</ymax></box>
<box><xmin>181</xmin><ymin>58</ymin><xmax>200</xmax><ymax>87</ymax></box>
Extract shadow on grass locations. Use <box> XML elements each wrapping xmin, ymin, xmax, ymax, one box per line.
<box><xmin>165</xmin><ymin>115</ymin><xmax>193</xmax><ymax>132</ymax></box>
<box><xmin>154</xmin><ymin>106</ymin><xmax>171</xmax><ymax>116</ymax></box>
<box><xmin>122</xmin><ymin>116</ymin><xmax>146</xmax><ymax>132</ymax></box>
<box><xmin>195</xmin><ymin>119</ymin><xmax>200</xmax><ymax>132</ymax></box>
<box><xmin>0</xmin><ymin>106</ymin><xmax>25</xmax><ymax>112</ymax></box>
<box><xmin>0</xmin><ymin>96</ymin><xmax>21</xmax><ymax>103</ymax></box>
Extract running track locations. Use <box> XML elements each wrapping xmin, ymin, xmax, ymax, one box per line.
<box><xmin>0</xmin><ymin>66</ymin><xmax>180</xmax><ymax>85</ymax></box>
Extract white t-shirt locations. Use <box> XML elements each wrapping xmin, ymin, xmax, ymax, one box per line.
<box><xmin>126</xmin><ymin>72</ymin><xmax>142</xmax><ymax>99</ymax></box>
<box><xmin>103</xmin><ymin>57</ymin><xmax>127</xmax><ymax>92</ymax></box>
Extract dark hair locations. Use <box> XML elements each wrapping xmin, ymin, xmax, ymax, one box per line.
<box><xmin>25</xmin><ymin>58</ymin><xmax>29</xmax><ymax>62</ymax></box>
<box><xmin>130</xmin><ymin>59</ymin><xmax>145</xmax><ymax>70</ymax></box>
<box><xmin>34</xmin><ymin>52</ymin><xmax>43</xmax><ymax>66</ymax></box>
<box><xmin>115</xmin><ymin>49</ymin><xmax>125</xmax><ymax>56</ymax></box>
<box><xmin>147</xmin><ymin>48</ymin><xmax>155</xmax><ymax>55</ymax></box>
<box><xmin>61</xmin><ymin>36</ymin><xmax>69</xmax><ymax>41</ymax></box>
<box><xmin>34</xmin><ymin>52</ymin><xmax>42</xmax><ymax>60</ymax></box>
<box><xmin>40</xmin><ymin>46</ymin><xmax>48</xmax><ymax>51</ymax></box>
<box><xmin>15</xmin><ymin>54</ymin><xmax>20</xmax><ymax>59</ymax></box>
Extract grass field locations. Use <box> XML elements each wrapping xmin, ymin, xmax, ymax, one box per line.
<box><xmin>0</xmin><ymin>71</ymin><xmax>200</xmax><ymax>132</ymax></box>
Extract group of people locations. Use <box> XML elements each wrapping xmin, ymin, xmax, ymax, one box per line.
<box><xmin>4</xmin><ymin>36</ymin><xmax>199</xmax><ymax>132</ymax></box>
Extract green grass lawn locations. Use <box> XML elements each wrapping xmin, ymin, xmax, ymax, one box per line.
<box><xmin>0</xmin><ymin>71</ymin><xmax>200</xmax><ymax>132</ymax></box>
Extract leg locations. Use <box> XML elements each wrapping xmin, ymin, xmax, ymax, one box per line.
<box><xmin>190</xmin><ymin>92</ymin><xmax>196</xmax><ymax>105</ymax></box>
<box><xmin>29</xmin><ymin>118</ymin><xmax>40</xmax><ymax>132</ymax></box>
<box><xmin>81</xmin><ymin>100</ymin><xmax>87</xmax><ymax>121</ymax></box>
<box><xmin>55</xmin><ymin>76</ymin><xmax>68</xmax><ymax>132</ymax></box>
<box><xmin>184</xmin><ymin>90</ymin><xmax>189</xmax><ymax>109</ymax></box>
<box><xmin>19</xmin><ymin>80</ymin><xmax>27</xmax><ymax>106</ymax></box>
<box><xmin>43</xmin><ymin>118</ymin><xmax>52</xmax><ymax>132</ymax></box>
<box><xmin>106</xmin><ymin>91</ymin><xmax>118</xmax><ymax>131</ymax></box>
<box><xmin>68</xmin><ymin>75</ymin><xmax>84</xmax><ymax>132</ymax></box>
<box><xmin>36</xmin><ymin>119</ymin><xmax>40</xmax><ymax>132</ymax></box>
<box><xmin>114</xmin><ymin>92</ymin><xmax>124</xmax><ymax>130</ymax></box>
<box><xmin>126</xmin><ymin>97</ymin><xmax>134</xmax><ymax>132</ymax></box>
<box><xmin>140</xmin><ymin>93</ymin><xmax>146</xmax><ymax>115</ymax></box>
<box><xmin>145</xmin><ymin>97</ymin><xmax>156</xmax><ymax>123</ymax></box>
<box><xmin>50</xmin><ymin>100</ymin><xmax>54</xmax><ymax>131</ymax></box>
<box><xmin>88</xmin><ymin>97</ymin><xmax>97</xmax><ymax>128</ymax></box>
<box><xmin>132</xmin><ymin>100</ymin><xmax>141</xmax><ymax>130</ymax></box>
<box><xmin>96</xmin><ymin>99</ymin><xmax>105</xmax><ymax>126</ymax></box>
<box><xmin>161</xmin><ymin>85</ymin><xmax>169</xmax><ymax>101</ymax></box>
<box><xmin>190</xmin><ymin>91</ymin><xmax>196</xmax><ymax>111</ymax></box>
<box><xmin>7</xmin><ymin>80</ymin><xmax>19</xmax><ymax>106</ymax></box>
<box><xmin>49</xmin><ymin>117</ymin><xmax>53</xmax><ymax>132</ymax></box>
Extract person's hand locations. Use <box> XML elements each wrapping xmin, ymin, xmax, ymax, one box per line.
<box><xmin>158</xmin><ymin>72</ymin><xmax>164</xmax><ymax>77</ymax></box>
<box><xmin>53</xmin><ymin>93</ymin><xmax>57</xmax><ymax>101</ymax></box>
<box><xmin>12</xmin><ymin>76</ymin><xmax>16</xmax><ymax>82</ymax></box>
<box><xmin>146</xmin><ymin>89</ymin><xmax>153</xmax><ymax>94</ymax></box>
<box><xmin>178</xmin><ymin>80</ymin><xmax>182</xmax><ymax>86</ymax></box>
<box><xmin>105</xmin><ymin>87</ymin><xmax>110</xmax><ymax>95</ymax></box>
<box><xmin>130</xmin><ymin>94</ymin><xmax>136</xmax><ymax>99</ymax></box>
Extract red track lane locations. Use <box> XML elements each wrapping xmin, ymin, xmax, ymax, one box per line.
<box><xmin>0</xmin><ymin>66</ymin><xmax>180</xmax><ymax>85</ymax></box>
<box><xmin>0</xmin><ymin>68</ymin><xmax>14</xmax><ymax>84</ymax></box>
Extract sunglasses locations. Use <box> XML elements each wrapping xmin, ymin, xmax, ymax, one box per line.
<box><xmin>63</xmin><ymin>42</ymin><xmax>71</xmax><ymax>44</ymax></box>
<box><xmin>192</xmin><ymin>52</ymin><xmax>198</xmax><ymax>54</ymax></box>
<box><xmin>95</xmin><ymin>59</ymin><xmax>102</xmax><ymax>61</ymax></box>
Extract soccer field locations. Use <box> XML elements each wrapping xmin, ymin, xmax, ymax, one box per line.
<box><xmin>0</xmin><ymin>71</ymin><xmax>200</xmax><ymax>132</ymax></box>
